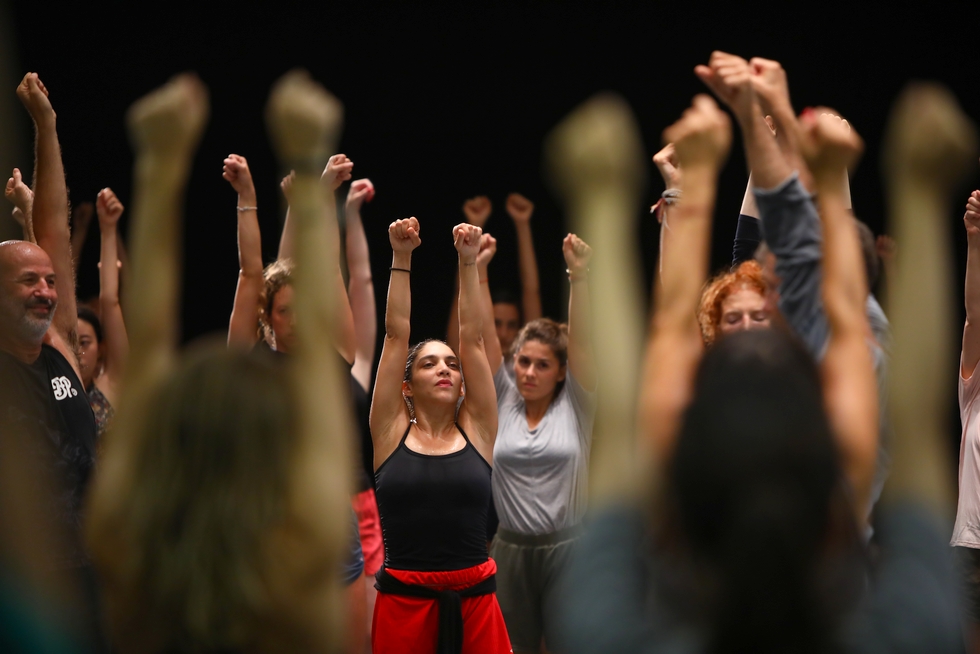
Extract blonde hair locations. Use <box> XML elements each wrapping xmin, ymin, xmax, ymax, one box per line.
<box><xmin>118</xmin><ymin>342</ymin><xmax>296</xmax><ymax>650</ymax></box>
<box><xmin>697</xmin><ymin>260</ymin><xmax>767</xmax><ymax>347</ymax></box>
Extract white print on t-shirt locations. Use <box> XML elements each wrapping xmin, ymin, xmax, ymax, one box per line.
<box><xmin>51</xmin><ymin>376</ymin><xmax>79</xmax><ymax>400</ymax></box>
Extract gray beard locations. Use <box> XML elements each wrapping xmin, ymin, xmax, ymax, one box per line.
<box><xmin>21</xmin><ymin>313</ymin><xmax>53</xmax><ymax>341</ymax></box>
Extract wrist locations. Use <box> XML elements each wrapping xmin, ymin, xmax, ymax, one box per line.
<box><xmin>459</xmin><ymin>255</ymin><xmax>477</xmax><ymax>266</ymax></box>
<box><xmin>238</xmin><ymin>191</ymin><xmax>257</xmax><ymax>206</ymax></box>
<box><xmin>392</xmin><ymin>251</ymin><xmax>412</xmax><ymax>267</ymax></box>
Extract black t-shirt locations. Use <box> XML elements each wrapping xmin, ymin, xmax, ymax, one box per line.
<box><xmin>0</xmin><ymin>344</ymin><xmax>97</xmax><ymax>568</ymax></box>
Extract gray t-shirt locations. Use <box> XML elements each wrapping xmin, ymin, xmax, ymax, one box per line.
<box><xmin>492</xmin><ymin>364</ymin><xmax>596</xmax><ymax>536</ymax></box>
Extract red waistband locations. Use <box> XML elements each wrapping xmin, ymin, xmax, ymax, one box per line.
<box><xmin>384</xmin><ymin>559</ymin><xmax>496</xmax><ymax>591</ymax></box>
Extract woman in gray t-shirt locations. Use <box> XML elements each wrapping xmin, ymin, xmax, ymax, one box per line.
<box><xmin>481</xmin><ymin>233</ymin><xmax>596</xmax><ymax>654</ymax></box>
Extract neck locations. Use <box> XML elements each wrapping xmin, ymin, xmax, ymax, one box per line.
<box><xmin>524</xmin><ymin>393</ymin><xmax>555</xmax><ymax>423</ymax></box>
<box><xmin>413</xmin><ymin>404</ymin><xmax>458</xmax><ymax>438</ymax></box>
<box><xmin>0</xmin><ymin>328</ymin><xmax>42</xmax><ymax>364</ymax></box>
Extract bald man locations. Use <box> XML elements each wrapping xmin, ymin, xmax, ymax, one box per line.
<box><xmin>0</xmin><ymin>73</ymin><xmax>96</xmax><ymax>572</ymax></box>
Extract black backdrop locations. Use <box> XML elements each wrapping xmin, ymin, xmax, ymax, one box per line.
<box><xmin>10</xmin><ymin>1</ymin><xmax>980</xmax><ymax>365</ymax></box>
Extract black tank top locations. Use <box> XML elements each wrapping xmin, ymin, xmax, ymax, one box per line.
<box><xmin>374</xmin><ymin>424</ymin><xmax>491</xmax><ymax>571</ymax></box>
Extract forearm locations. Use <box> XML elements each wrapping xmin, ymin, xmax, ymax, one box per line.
<box><xmin>458</xmin><ymin>257</ymin><xmax>483</xmax><ymax>345</ymax></box>
<box><xmin>966</xmin><ymin>235</ymin><xmax>980</xmax><ymax>325</ymax></box>
<box><xmin>738</xmin><ymin>109</ymin><xmax>792</xmax><ymax>191</ymax></box>
<box><xmin>278</xmin><ymin>206</ymin><xmax>294</xmax><ymax>260</ymax></box>
<box><xmin>236</xmin><ymin>188</ymin><xmax>263</xmax><ymax>278</ymax></box>
<box><xmin>477</xmin><ymin>262</ymin><xmax>501</xmax><ymax>369</ymax></box>
<box><xmin>445</xmin><ymin>274</ymin><xmax>461</xmax><ymax>355</ymax></box>
<box><xmin>656</xmin><ymin>166</ymin><xmax>716</xmax><ymax>330</ymax></box>
<box><xmin>885</xmin><ymin>183</ymin><xmax>956</xmax><ymax>512</ymax></box>
<box><xmin>99</xmin><ymin>222</ymin><xmax>120</xmax><ymax>303</ymax></box>
<box><xmin>514</xmin><ymin>221</ymin><xmax>542</xmax><ymax>321</ymax></box>
<box><xmin>817</xmin><ymin>183</ymin><xmax>867</xmax><ymax>334</ymax></box>
<box><xmin>345</xmin><ymin>212</ymin><xmax>377</xmax><ymax>363</ymax></box>
<box><xmin>99</xmin><ymin>220</ymin><xmax>129</xmax><ymax>376</ymax></box>
<box><xmin>384</xmin><ymin>251</ymin><xmax>412</xmax><ymax>342</ymax></box>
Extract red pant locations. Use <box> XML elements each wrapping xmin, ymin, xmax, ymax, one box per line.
<box><xmin>372</xmin><ymin>559</ymin><xmax>512</xmax><ymax>653</ymax></box>
<box><xmin>353</xmin><ymin>488</ymin><xmax>385</xmax><ymax>576</ymax></box>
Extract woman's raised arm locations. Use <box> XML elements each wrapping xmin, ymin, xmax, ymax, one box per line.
<box><xmin>95</xmin><ymin>187</ymin><xmax>129</xmax><ymax>403</ymax></box>
<box><xmin>224</xmin><ymin>154</ymin><xmax>265</xmax><ymax>349</ymax></box>
<box><xmin>370</xmin><ymin>217</ymin><xmax>420</xmax><ymax>466</ymax></box>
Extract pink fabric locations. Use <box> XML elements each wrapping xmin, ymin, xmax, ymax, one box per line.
<box><xmin>953</xmin><ymin>355</ymin><xmax>980</xmax><ymax>547</ymax></box>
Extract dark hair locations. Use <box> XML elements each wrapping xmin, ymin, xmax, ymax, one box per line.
<box><xmin>490</xmin><ymin>288</ymin><xmax>520</xmax><ymax>312</ymax></box>
<box><xmin>78</xmin><ymin>307</ymin><xmax>104</xmax><ymax>343</ymax></box>
<box><xmin>403</xmin><ymin>339</ymin><xmax>449</xmax><ymax>419</ymax></box>
<box><xmin>854</xmin><ymin>218</ymin><xmax>879</xmax><ymax>291</ymax></box>
<box><xmin>667</xmin><ymin>329</ymin><xmax>862</xmax><ymax>653</ymax></box>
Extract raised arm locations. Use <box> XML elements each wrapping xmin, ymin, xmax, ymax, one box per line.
<box><xmin>475</xmin><ymin>232</ymin><xmax>503</xmax><ymax>375</ymax></box>
<box><xmin>640</xmin><ymin>95</ymin><xmax>732</xmax><ymax>461</ymax></box>
<box><xmin>279</xmin><ymin>155</ymin><xmax>356</xmax><ymax>363</ymax></box>
<box><xmin>5</xmin><ymin>167</ymin><xmax>35</xmax><ymax>242</ymax></box>
<box><xmin>369</xmin><ymin>217</ymin><xmax>420</xmax><ymax>466</ymax></box>
<box><xmin>563</xmin><ymin>234</ymin><xmax>595</xmax><ymax>389</ymax></box>
<box><xmin>797</xmin><ymin>111</ymin><xmax>878</xmax><ymax>519</ymax></box>
<box><xmin>446</xmin><ymin>195</ymin><xmax>491</xmax><ymax>356</ymax></box>
<box><xmin>16</xmin><ymin>73</ymin><xmax>78</xmax><ymax>365</ymax></box>
<box><xmin>86</xmin><ymin>73</ymin><xmax>209</xmax><ymax>583</ymax></box>
<box><xmin>345</xmin><ymin>178</ymin><xmax>377</xmax><ymax>391</ymax></box>
<box><xmin>454</xmin><ymin>222</ymin><xmax>497</xmax><ymax>460</ymax></box>
<box><xmin>264</xmin><ymin>69</ymin><xmax>355</xmax><ymax>651</ymax></box>
<box><xmin>883</xmin><ymin>83</ymin><xmax>978</xmax><ymax>512</ymax></box>
<box><xmin>95</xmin><ymin>188</ymin><xmax>129</xmax><ymax>401</ymax></box>
<box><xmin>506</xmin><ymin>193</ymin><xmax>542</xmax><ymax>322</ymax></box>
<box><xmin>223</xmin><ymin>154</ymin><xmax>264</xmax><ymax>349</ymax></box>
<box><xmin>963</xmin><ymin>189</ymin><xmax>980</xmax><ymax>377</ymax></box>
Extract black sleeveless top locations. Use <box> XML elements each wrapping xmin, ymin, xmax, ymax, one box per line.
<box><xmin>374</xmin><ymin>424</ymin><xmax>492</xmax><ymax>571</ymax></box>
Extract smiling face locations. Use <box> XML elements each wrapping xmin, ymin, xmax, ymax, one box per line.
<box><xmin>269</xmin><ymin>283</ymin><xmax>295</xmax><ymax>353</ymax></box>
<box><xmin>0</xmin><ymin>241</ymin><xmax>58</xmax><ymax>344</ymax></box>
<box><xmin>404</xmin><ymin>341</ymin><xmax>463</xmax><ymax>410</ymax></box>
<box><xmin>513</xmin><ymin>339</ymin><xmax>565</xmax><ymax>404</ymax></box>
<box><xmin>719</xmin><ymin>286</ymin><xmax>771</xmax><ymax>337</ymax></box>
<box><xmin>77</xmin><ymin>318</ymin><xmax>101</xmax><ymax>387</ymax></box>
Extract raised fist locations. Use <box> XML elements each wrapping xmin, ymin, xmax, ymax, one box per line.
<box><xmin>748</xmin><ymin>57</ymin><xmax>791</xmax><ymax>117</ymax></box>
<box><xmin>280</xmin><ymin>171</ymin><xmax>295</xmax><ymax>202</ymax></box>
<box><xmin>389</xmin><ymin>217</ymin><xmax>421</xmax><ymax>253</ymax></box>
<box><xmin>127</xmin><ymin>73</ymin><xmax>209</xmax><ymax>158</ymax></box>
<box><xmin>4</xmin><ymin>168</ymin><xmax>33</xmax><ymax>214</ymax></box>
<box><xmin>222</xmin><ymin>154</ymin><xmax>255</xmax><ymax>195</ymax></box>
<box><xmin>453</xmin><ymin>223</ymin><xmax>483</xmax><ymax>262</ymax></box>
<box><xmin>462</xmin><ymin>196</ymin><xmax>492</xmax><ymax>227</ymax></box>
<box><xmin>695</xmin><ymin>51</ymin><xmax>755</xmax><ymax>121</ymax></box>
<box><xmin>966</xmin><ymin>190</ymin><xmax>980</xmax><ymax>237</ymax></box>
<box><xmin>796</xmin><ymin>110</ymin><xmax>862</xmax><ymax>184</ymax></box>
<box><xmin>505</xmin><ymin>193</ymin><xmax>534</xmax><ymax>223</ymax></box>
<box><xmin>322</xmin><ymin>153</ymin><xmax>354</xmax><ymax>191</ymax></box>
<box><xmin>662</xmin><ymin>95</ymin><xmax>732</xmax><ymax>171</ymax></box>
<box><xmin>265</xmin><ymin>70</ymin><xmax>342</xmax><ymax>167</ymax></box>
<box><xmin>652</xmin><ymin>143</ymin><xmax>681</xmax><ymax>189</ymax></box>
<box><xmin>476</xmin><ymin>233</ymin><xmax>497</xmax><ymax>268</ymax></box>
<box><xmin>96</xmin><ymin>188</ymin><xmax>125</xmax><ymax>226</ymax></box>
<box><xmin>562</xmin><ymin>233</ymin><xmax>592</xmax><ymax>274</ymax></box>
<box><xmin>16</xmin><ymin>73</ymin><xmax>55</xmax><ymax>127</ymax></box>
<box><xmin>346</xmin><ymin>178</ymin><xmax>375</xmax><ymax>214</ymax></box>
<box><xmin>882</xmin><ymin>82</ymin><xmax>978</xmax><ymax>192</ymax></box>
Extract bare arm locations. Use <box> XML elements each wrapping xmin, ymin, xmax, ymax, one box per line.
<box><xmin>544</xmin><ymin>93</ymin><xmax>649</xmax><ymax>504</ymax></box>
<box><xmin>883</xmin><ymin>84</ymin><xmax>978</xmax><ymax>513</ymax></box>
<box><xmin>370</xmin><ymin>218</ymin><xmax>420</xmax><ymax>466</ymax></box>
<box><xmin>476</xmin><ymin>233</ymin><xmax>503</xmax><ymax>375</ymax></box>
<box><xmin>345</xmin><ymin>179</ymin><xmax>377</xmax><ymax>390</ymax></box>
<box><xmin>507</xmin><ymin>193</ymin><xmax>542</xmax><ymax>322</ymax></box>
<box><xmin>5</xmin><ymin>167</ymin><xmax>35</xmax><ymax>242</ymax></box>
<box><xmin>798</xmin><ymin>112</ymin><xmax>878</xmax><ymax>519</ymax></box>
<box><xmin>223</xmin><ymin>154</ymin><xmax>264</xmax><ymax>349</ymax></box>
<box><xmin>454</xmin><ymin>223</ymin><xmax>498</xmax><ymax>460</ymax></box>
<box><xmin>95</xmin><ymin>188</ymin><xmax>129</xmax><ymax>402</ymax></box>
<box><xmin>16</xmin><ymin>74</ymin><xmax>78</xmax><ymax>366</ymax></box>
<box><xmin>640</xmin><ymin>96</ymin><xmax>731</xmax><ymax>462</ymax></box>
<box><xmin>86</xmin><ymin>73</ymin><xmax>209</xmax><ymax>583</ymax></box>
<box><xmin>447</xmin><ymin>196</ymin><xmax>493</xmax><ymax>356</ymax></box>
<box><xmin>962</xmin><ymin>190</ymin><xmax>980</xmax><ymax>377</ymax></box>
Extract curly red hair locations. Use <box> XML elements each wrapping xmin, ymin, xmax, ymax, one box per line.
<box><xmin>697</xmin><ymin>260</ymin><xmax>767</xmax><ymax>346</ymax></box>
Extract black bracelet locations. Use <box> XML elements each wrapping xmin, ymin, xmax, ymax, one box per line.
<box><xmin>390</xmin><ymin>267</ymin><xmax>411</xmax><ymax>274</ymax></box>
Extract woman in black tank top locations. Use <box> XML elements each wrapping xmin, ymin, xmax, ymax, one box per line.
<box><xmin>370</xmin><ymin>218</ymin><xmax>510</xmax><ymax>653</ymax></box>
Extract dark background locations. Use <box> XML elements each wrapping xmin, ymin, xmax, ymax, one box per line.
<box><xmin>8</xmin><ymin>2</ymin><xmax>980</xmax><ymax>368</ymax></box>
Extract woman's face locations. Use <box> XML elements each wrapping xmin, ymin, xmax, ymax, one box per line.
<box><xmin>76</xmin><ymin>318</ymin><xmax>100</xmax><ymax>386</ymax></box>
<box><xmin>270</xmin><ymin>284</ymin><xmax>296</xmax><ymax>353</ymax></box>
<box><xmin>405</xmin><ymin>341</ymin><xmax>463</xmax><ymax>408</ymax></box>
<box><xmin>719</xmin><ymin>286</ymin><xmax>770</xmax><ymax>337</ymax></box>
<box><xmin>494</xmin><ymin>302</ymin><xmax>521</xmax><ymax>352</ymax></box>
<box><xmin>513</xmin><ymin>339</ymin><xmax>565</xmax><ymax>404</ymax></box>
